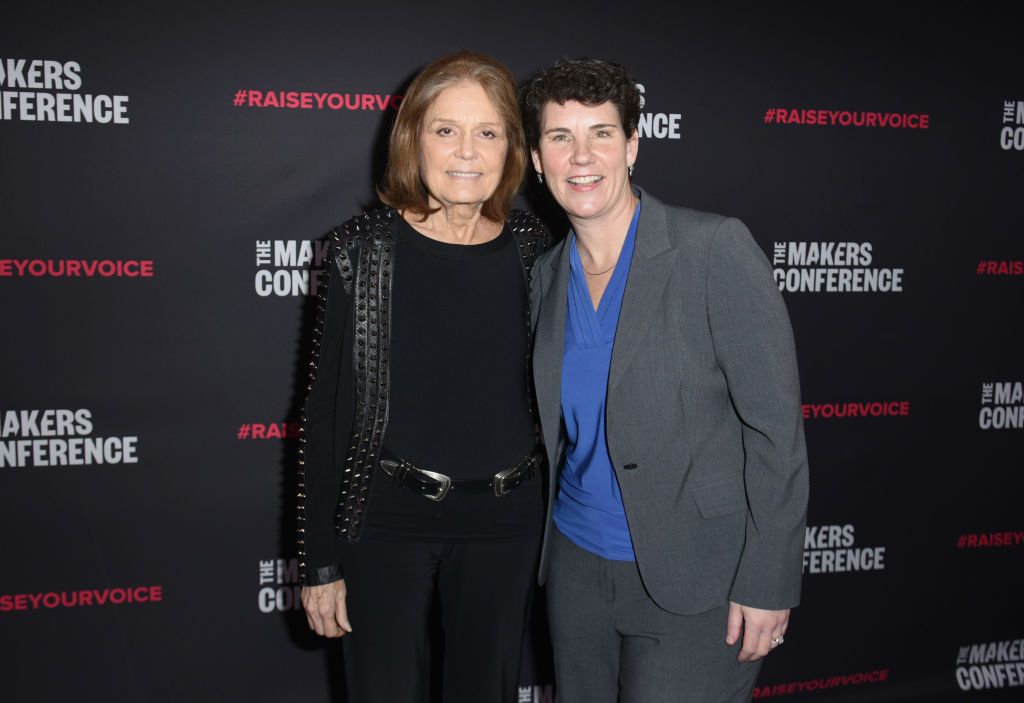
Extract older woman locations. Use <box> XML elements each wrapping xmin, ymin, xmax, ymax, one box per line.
<box><xmin>298</xmin><ymin>51</ymin><xmax>548</xmax><ymax>703</ymax></box>
<box><xmin>522</xmin><ymin>58</ymin><xmax>809</xmax><ymax>702</ymax></box>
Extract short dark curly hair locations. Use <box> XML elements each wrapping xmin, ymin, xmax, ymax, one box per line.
<box><xmin>521</xmin><ymin>58</ymin><xmax>642</xmax><ymax>150</ymax></box>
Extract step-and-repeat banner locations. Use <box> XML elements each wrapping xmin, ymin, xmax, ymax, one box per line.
<box><xmin>2</xmin><ymin>3</ymin><xmax>1021</xmax><ymax>701</ymax></box>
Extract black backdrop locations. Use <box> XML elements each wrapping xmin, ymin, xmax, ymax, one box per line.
<box><xmin>2</xmin><ymin>2</ymin><xmax>1022</xmax><ymax>701</ymax></box>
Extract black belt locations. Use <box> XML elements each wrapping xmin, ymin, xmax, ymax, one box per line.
<box><xmin>379</xmin><ymin>446</ymin><xmax>542</xmax><ymax>502</ymax></box>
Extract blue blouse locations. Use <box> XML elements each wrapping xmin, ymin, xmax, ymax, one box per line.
<box><xmin>553</xmin><ymin>202</ymin><xmax>641</xmax><ymax>561</ymax></box>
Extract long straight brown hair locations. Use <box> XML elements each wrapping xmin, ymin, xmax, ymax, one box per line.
<box><xmin>378</xmin><ymin>50</ymin><xmax>527</xmax><ymax>223</ymax></box>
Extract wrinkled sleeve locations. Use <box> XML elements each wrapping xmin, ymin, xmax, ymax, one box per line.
<box><xmin>705</xmin><ymin>217</ymin><xmax>809</xmax><ymax>610</ymax></box>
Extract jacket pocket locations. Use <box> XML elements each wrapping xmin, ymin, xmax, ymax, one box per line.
<box><xmin>692</xmin><ymin>471</ymin><xmax>747</xmax><ymax>519</ymax></box>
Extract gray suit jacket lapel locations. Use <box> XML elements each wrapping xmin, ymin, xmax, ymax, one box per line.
<box><xmin>609</xmin><ymin>189</ymin><xmax>679</xmax><ymax>394</ymax></box>
<box><xmin>535</xmin><ymin>238</ymin><xmax>571</xmax><ymax>455</ymax></box>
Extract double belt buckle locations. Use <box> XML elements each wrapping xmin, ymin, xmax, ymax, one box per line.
<box><xmin>381</xmin><ymin>451</ymin><xmax>538</xmax><ymax>501</ymax></box>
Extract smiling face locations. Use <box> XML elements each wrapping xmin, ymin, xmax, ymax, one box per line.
<box><xmin>418</xmin><ymin>81</ymin><xmax>508</xmax><ymax>213</ymax></box>
<box><xmin>532</xmin><ymin>99</ymin><xmax>638</xmax><ymax>225</ymax></box>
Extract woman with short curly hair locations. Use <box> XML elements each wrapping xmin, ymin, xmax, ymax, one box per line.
<box><xmin>523</xmin><ymin>57</ymin><xmax>809</xmax><ymax>703</ymax></box>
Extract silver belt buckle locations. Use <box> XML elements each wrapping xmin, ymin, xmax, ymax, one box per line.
<box><xmin>418</xmin><ymin>468</ymin><xmax>452</xmax><ymax>501</ymax></box>
<box><xmin>380</xmin><ymin>459</ymin><xmax>452</xmax><ymax>501</ymax></box>
<box><xmin>493</xmin><ymin>459</ymin><xmax>528</xmax><ymax>497</ymax></box>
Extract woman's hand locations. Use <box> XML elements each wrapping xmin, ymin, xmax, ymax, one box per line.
<box><xmin>726</xmin><ymin>601</ymin><xmax>789</xmax><ymax>662</ymax></box>
<box><xmin>301</xmin><ymin>579</ymin><xmax>352</xmax><ymax>637</ymax></box>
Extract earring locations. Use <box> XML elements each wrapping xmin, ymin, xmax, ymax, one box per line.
<box><xmin>536</xmin><ymin>173</ymin><xmax>544</xmax><ymax>184</ymax></box>
<box><xmin>628</xmin><ymin>165</ymin><xmax>634</xmax><ymax>177</ymax></box>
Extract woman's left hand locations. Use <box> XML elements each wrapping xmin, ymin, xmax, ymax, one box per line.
<box><xmin>726</xmin><ymin>601</ymin><xmax>790</xmax><ymax>662</ymax></box>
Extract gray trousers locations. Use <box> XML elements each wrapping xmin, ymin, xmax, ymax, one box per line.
<box><xmin>546</xmin><ymin>529</ymin><xmax>761</xmax><ymax>703</ymax></box>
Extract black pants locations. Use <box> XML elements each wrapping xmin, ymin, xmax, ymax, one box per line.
<box><xmin>338</xmin><ymin>533</ymin><xmax>541</xmax><ymax>703</ymax></box>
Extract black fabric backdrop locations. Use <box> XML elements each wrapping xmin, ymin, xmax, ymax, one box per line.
<box><xmin>2</xmin><ymin>2</ymin><xmax>1022</xmax><ymax>701</ymax></box>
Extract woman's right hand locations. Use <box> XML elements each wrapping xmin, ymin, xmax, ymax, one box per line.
<box><xmin>301</xmin><ymin>579</ymin><xmax>352</xmax><ymax>637</ymax></box>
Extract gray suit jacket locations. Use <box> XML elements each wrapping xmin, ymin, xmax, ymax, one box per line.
<box><xmin>530</xmin><ymin>186</ymin><xmax>809</xmax><ymax>615</ymax></box>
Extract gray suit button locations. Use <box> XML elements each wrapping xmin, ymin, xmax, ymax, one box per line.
<box><xmin>623</xmin><ymin>463</ymin><xmax>638</xmax><ymax>470</ymax></box>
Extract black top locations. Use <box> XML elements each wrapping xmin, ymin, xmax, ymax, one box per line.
<box><xmin>360</xmin><ymin>217</ymin><xmax>542</xmax><ymax>540</ymax></box>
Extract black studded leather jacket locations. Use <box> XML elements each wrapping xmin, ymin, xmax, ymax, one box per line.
<box><xmin>297</xmin><ymin>207</ymin><xmax>550</xmax><ymax>586</ymax></box>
